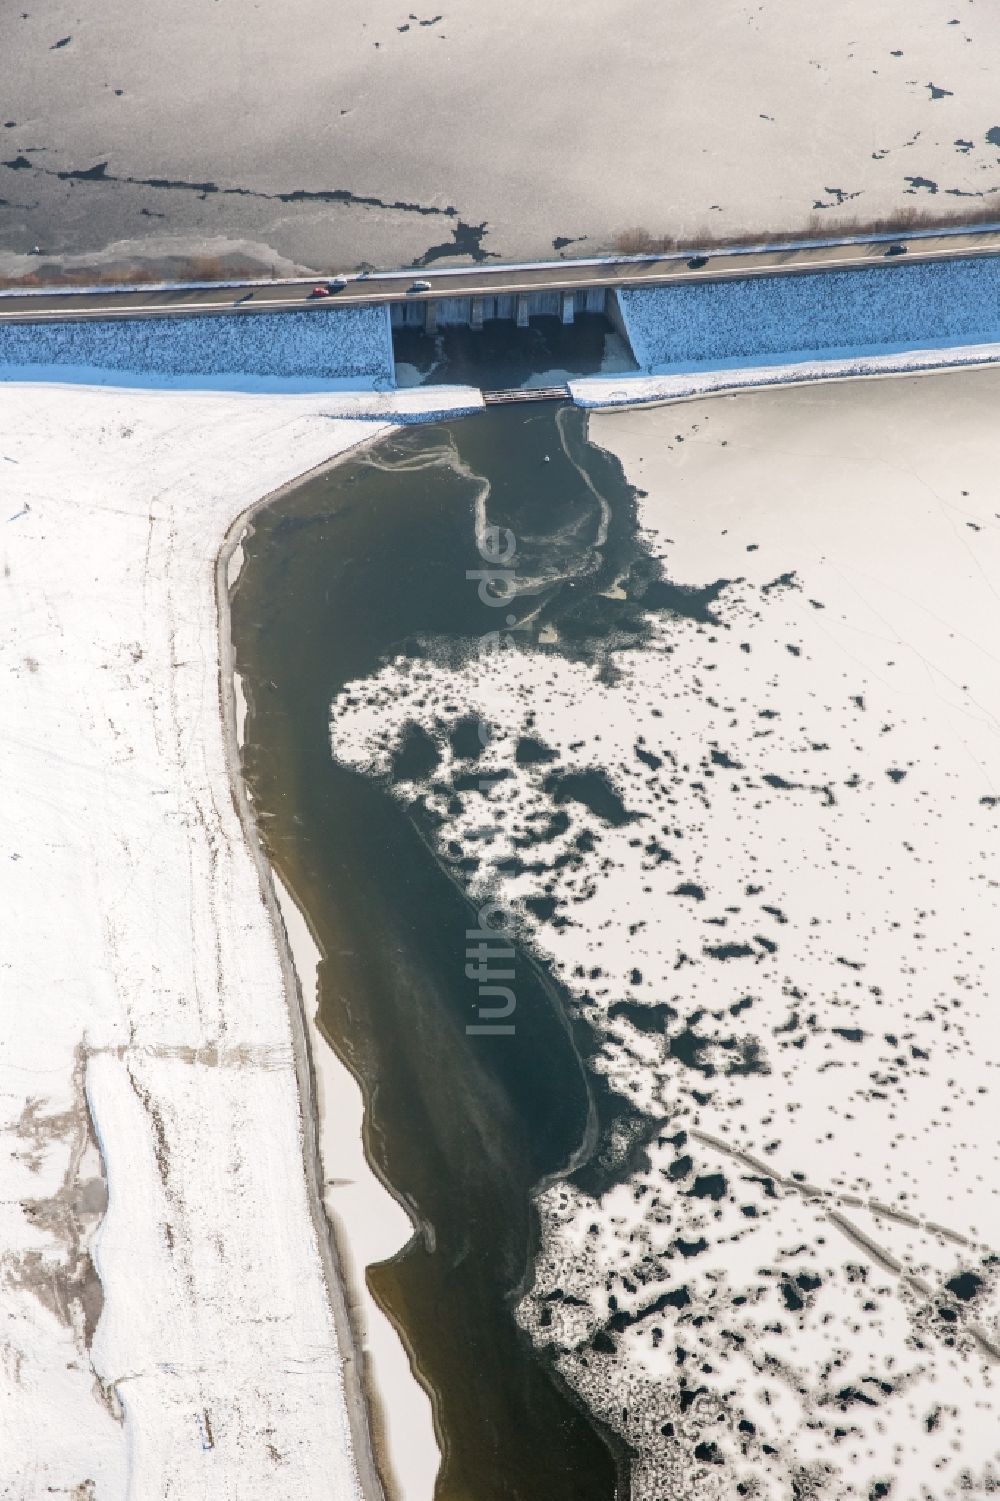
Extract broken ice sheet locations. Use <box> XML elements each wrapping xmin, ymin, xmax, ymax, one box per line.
<box><xmin>331</xmin><ymin>370</ymin><xmax>1000</xmax><ymax>1498</ymax></box>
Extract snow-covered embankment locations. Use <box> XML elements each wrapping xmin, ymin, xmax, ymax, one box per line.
<box><xmin>587</xmin><ymin>253</ymin><xmax>1000</xmax><ymax>403</ymax></box>
<box><xmin>0</xmin><ymin>374</ymin><xmax>476</xmax><ymax>1495</ymax></box>
<box><xmin>0</xmin><ymin>303</ymin><xmax>396</xmax><ymax>390</ymax></box>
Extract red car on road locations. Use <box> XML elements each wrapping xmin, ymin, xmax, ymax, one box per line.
<box><xmin>309</xmin><ymin>277</ymin><xmax>349</xmax><ymax>298</ymax></box>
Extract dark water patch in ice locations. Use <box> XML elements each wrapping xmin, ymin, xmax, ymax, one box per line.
<box><xmin>638</xmin><ymin>570</ymin><xmax>730</xmax><ymax>627</ymax></box>
<box><xmin>608</xmin><ymin>999</ymin><xmax>675</xmax><ymax>1035</ymax></box>
<box><xmin>543</xmin><ymin>768</ymin><xmax>635</xmax><ymax>826</ymax></box>
<box><xmin>945</xmin><ymin>1270</ymin><xmax>984</xmax><ymax>1302</ymax></box>
<box><xmin>687</xmin><ymin>1172</ymin><xmax>728</xmax><ymax>1201</ymax></box>
<box><xmin>634</xmin><ymin>740</ymin><xmax>662</xmax><ymax>770</ymax></box>
<box><xmin>516</xmin><ymin>734</ymin><xmax>558</xmax><ymax>765</ymax></box>
<box><xmin>604</xmin><ymin>1284</ymin><xmax>692</xmax><ymax>1341</ymax></box>
<box><xmin>704</xmin><ymin>941</ymin><xmax>756</xmax><ymax>960</ymax></box>
<box><xmin>763</xmin><ymin>771</ymin><xmax>799</xmax><ymax>790</ymax></box>
<box><xmin>780</xmin><ymin>1271</ymin><xmax>823</xmax><ymax>1312</ymax></box>
<box><xmin>414</xmin><ymin>219</ymin><xmax>496</xmax><ymax>265</ymax></box>
<box><xmin>675</xmin><ymin>1235</ymin><xmax>709</xmax><ymax>1258</ymax></box>
<box><xmin>761</xmin><ymin>570</ymin><xmax>800</xmax><ymax>595</ymax></box>
<box><xmin>448</xmin><ymin>713</ymin><xmax>486</xmax><ymax>759</ymax></box>
<box><xmin>7</xmin><ymin>151</ymin><xmax>464</xmax><ymax>222</ymax></box>
<box><xmin>669</xmin><ymin>1017</ymin><xmax>720</xmax><ymax>1076</ymax></box>
<box><xmin>389</xmin><ymin>720</ymin><xmax>441</xmax><ymax>781</ymax></box>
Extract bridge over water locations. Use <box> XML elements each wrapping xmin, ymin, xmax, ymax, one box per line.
<box><xmin>3</xmin><ymin>224</ymin><xmax>1000</xmax><ymax>390</ymax></box>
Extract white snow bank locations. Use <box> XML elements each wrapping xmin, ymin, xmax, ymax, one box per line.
<box><xmin>0</xmin><ymin>304</ymin><xmax>395</xmax><ymax>387</ymax></box>
<box><xmin>570</xmin><ymin>339</ymin><xmax>1000</xmax><ymax>406</ymax></box>
<box><xmin>0</xmin><ymin>380</ymin><xmax>466</xmax><ymax>1497</ymax></box>
<box><xmin>324</xmin><ymin>384</ymin><xmax>483</xmax><ymax>421</ymax></box>
<box><xmin>271</xmin><ymin>876</ymin><xmax>439</xmax><ymax>1501</ymax></box>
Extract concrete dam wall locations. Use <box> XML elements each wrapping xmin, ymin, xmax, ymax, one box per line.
<box><xmin>390</xmin><ymin>287</ymin><xmax>609</xmax><ymax>330</ymax></box>
<box><xmin>5</xmin><ymin>250</ymin><xmax>1000</xmax><ymax>392</ymax></box>
<box><xmin>0</xmin><ymin>304</ymin><xmax>395</xmax><ymax>389</ymax></box>
<box><xmin>616</xmin><ymin>255</ymin><xmax>1000</xmax><ymax>373</ymax></box>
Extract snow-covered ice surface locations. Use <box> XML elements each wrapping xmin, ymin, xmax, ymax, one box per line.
<box><xmin>616</xmin><ymin>257</ymin><xmax>1000</xmax><ymax>375</ymax></box>
<box><xmin>5</xmin><ymin>0</ymin><xmax>1000</xmax><ymax>272</ymax></box>
<box><xmin>0</xmin><ymin>379</ymin><xmax>471</xmax><ymax>1498</ymax></box>
<box><xmin>328</xmin><ymin>370</ymin><xmax>1000</xmax><ymax>1499</ymax></box>
<box><xmin>0</xmin><ymin>304</ymin><xmax>395</xmax><ymax>388</ymax></box>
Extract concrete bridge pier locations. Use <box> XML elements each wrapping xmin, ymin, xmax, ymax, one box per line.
<box><xmin>390</xmin><ymin>283</ymin><xmax>610</xmax><ymax>336</ymax></box>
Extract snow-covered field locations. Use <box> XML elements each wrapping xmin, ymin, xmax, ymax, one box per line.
<box><xmin>616</xmin><ymin>256</ymin><xmax>1000</xmax><ymax>373</ymax></box>
<box><xmin>0</xmin><ymin>379</ymin><xmax>473</xmax><ymax>1498</ymax></box>
<box><xmin>329</xmin><ymin>369</ymin><xmax>1000</xmax><ymax>1498</ymax></box>
<box><xmin>0</xmin><ymin>305</ymin><xmax>395</xmax><ymax>389</ymax></box>
<box><xmin>3</xmin><ymin>0</ymin><xmax>1000</xmax><ymax>274</ymax></box>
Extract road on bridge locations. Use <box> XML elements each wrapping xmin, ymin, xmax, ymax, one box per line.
<box><xmin>2</xmin><ymin>227</ymin><xmax>1000</xmax><ymax>324</ymax></box>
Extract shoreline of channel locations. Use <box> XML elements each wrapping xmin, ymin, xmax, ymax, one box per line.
<box><xmin>214</xmin><ymin>436</ymin><xmax>442</xmax><ymax>1501</ymax></box>
<box><xmin>222</xmin><ymin>400</ymin><xmax>639</xmax><ymax>1501</ymax></box>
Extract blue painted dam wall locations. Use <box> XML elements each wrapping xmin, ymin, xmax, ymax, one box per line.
<box><xmin>4</xmin><ymin>253</ymin><xmax>1000</xmax><ymax>388</ymax></box>
<box><xmin>0</xmin><ymin>304</ymin><xmax>395</xmax><ymax>389</ymax></box>
<box><xmin>617</xmin><ymin>255</ymin><xmax>1000</xmax><ymax>372</ymax></box>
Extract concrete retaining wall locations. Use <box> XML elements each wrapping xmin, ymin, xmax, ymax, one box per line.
<box><xmin>0</xmin><ymin>305</ymin><xmax>395</xmax><ymax>388</ymax></box>
<box><xmin>617</xmin><ymin>256</ymin><xmax>1000</xmax><ymax>372</ymax></box>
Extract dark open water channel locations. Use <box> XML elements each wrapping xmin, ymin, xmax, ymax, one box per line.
<box><xmin>230</xmin><ymin>342</ymin><xmax>695</xmax><ymax>1497</ymax></box>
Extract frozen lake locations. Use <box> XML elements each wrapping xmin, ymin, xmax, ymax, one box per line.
<box><xmin>4</xmin><ymin>0</ymin><xmax>1000</xmax><ymax>277</ymax></box>
<box><xmin>306</xmin><ymin>370</ymin><xmax>1000</xmax><ymax>1498</ymax></box>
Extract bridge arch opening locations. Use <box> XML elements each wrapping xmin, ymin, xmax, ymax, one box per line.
<box><xmin>391</xmin><ymin>290</ymin><xmax>638</xmax><ymax>392</ymax></box>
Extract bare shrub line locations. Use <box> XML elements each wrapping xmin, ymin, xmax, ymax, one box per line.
<box><xmin>3</xmin><ymin>203</ymin><xmax>1000</xmax><ymax>291</ymax></box>
<box><xmin>610</xmin><ymin>200</ymin><xmax>1000</xmax><ymax>256</ymax></box>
